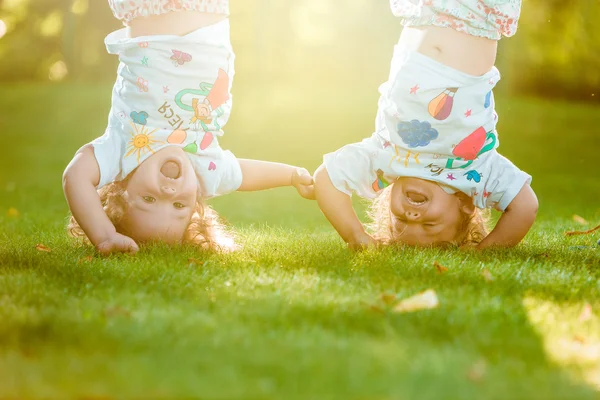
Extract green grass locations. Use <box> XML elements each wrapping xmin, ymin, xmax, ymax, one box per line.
<box><xmin>0</xmin><ymin>82</ymin><xmax>599</xmax><ymax>399</ymax></box>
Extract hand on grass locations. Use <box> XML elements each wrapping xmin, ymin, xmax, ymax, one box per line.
<box><xmin>292</xmin><ymin>168</ymin><xmax>315</xmax><ymax>200</ymax></box>
<box><xmin>96</xmin><ymin>233</ymin><xmax>139</xmax><ymax>255</ymax></box>
<box><xmin>348</xmin><ymin>231</ymin><xmax>378</xmax><ymax>250</ymax></box>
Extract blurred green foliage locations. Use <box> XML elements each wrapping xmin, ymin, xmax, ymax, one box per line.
<box><xmin>0</xmin><ymin>0</ymin><xmax>598</xmax><ymax>101</ymax></box>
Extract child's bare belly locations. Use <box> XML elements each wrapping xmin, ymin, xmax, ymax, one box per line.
<box><xmin>399</xmin><ymin>26</ymin><xmax>497</xmax><ymax>76</ymax></box>
<box><xmin>128</xmin><ymin>10</ymin><xmax>227</xmax><ymax>37</ymax></box>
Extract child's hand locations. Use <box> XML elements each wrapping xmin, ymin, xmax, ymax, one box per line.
<box><xmin>292</xmin><ymin>168</ymin><xmax>315</xmax><ymax>200</ymax></box>
<box><xmin>96</xmin><ymin>233</ymin><xmax>139</xmax><ymax>255</ymax></box>
<box><xmin>348</xmin><ymin>231</ymin><xmax>378</xmax><ymax>250</ymax></box>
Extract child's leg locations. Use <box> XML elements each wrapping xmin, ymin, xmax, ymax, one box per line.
<box><xmin>128</xmin><ymin>10</ymin><xmax>227</xmax><ymax>37</ymax></box>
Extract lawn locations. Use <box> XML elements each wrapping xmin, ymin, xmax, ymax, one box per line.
<box><xmin>0</xmin><ymin>82</ymin><xmax>599</xmax><ymax>399</ymax></box>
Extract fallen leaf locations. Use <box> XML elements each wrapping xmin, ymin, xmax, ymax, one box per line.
<box><xmin>35</xmin><ymin>244</ymin><xmax>51</xmax><ymax>253</ymax></box>
<box><xmin>78</xmin><ymin>256</ymin><xmax>94</xmax><ymax>264</ymax></box>
<box><xmin>364</xmin><ymin>302</ymin><xmax>385</xmax><ymax>314</ymax></box>
<box><xmin>6</xmin><ymin>207</ymin><xmax>19</xmax><ymax>217</ymax></box>
<box><xmin>187</xmin><ymin>258</ymin><xmax>205</xmax><ymax>266</ymax></box>
<box><xmin>466</xmin><ymin>359</ymin><xmax>487</xmax><ymax>382</ymax></box>
<box><xmin>565</xmin><ymin>224</ymin><xmax>600</xmax><ymax>236</ymax></box>
<box><xmin>392</xmin><ymin>289</ymin><xmax>439</xmax><ymax>313</ymax></box>
<box><xmin>574</xmin><ymin>335</ymin><xmax>587</xmax><ymax>344</ymax></box>
<box><xmin>433</xmin><ymin>261</ymin><xmax>449</xmax><ymax>274</ymax></box>
<box><xmin>380</xmin><ymin>292</ymin><xmax>397</xmax><ymax>305</ymax></box>
<box><xmin>573</xmin><ymin>215</ymin><xmax>588</xmax><ymax>225</ymax></box>
<box><xmin>481</xmin><ymin>268</ymin><xmax>494</xmax><ymax>282</ymax></box>
<box><xmin>104</xmin><ymin>306</ymin><xmax>131</xmax><ymax>318</ymax></box>
<box><xmin>579</xmin><ymin>303</ymin><xmax>593</xmax><ymax>322</ymax></box>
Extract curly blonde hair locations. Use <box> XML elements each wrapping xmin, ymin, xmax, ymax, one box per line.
<box><xmin>67</xmin><ymin>178</ymin><xmax>235</xmax><ymax>251</ymax></box>
<box><xmin>366</xmin><ymin>184</ymin><xmax>490</xmax><ymax>247</ymax></box>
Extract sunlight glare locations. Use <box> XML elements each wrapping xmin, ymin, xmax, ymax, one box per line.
<box><xmin>0</xmin><ymin>20</ymin><xmax>6</xmax><ymax>39</ymax></box>
<box><xmin>523</xmin><ymin>295</ymin><xmax>600</xmax><ymax>390</ymax></box>
<box><xmin>48</xmin><ymin>60</ymin><xmax>68</xmax><ymax>82</ymax></box>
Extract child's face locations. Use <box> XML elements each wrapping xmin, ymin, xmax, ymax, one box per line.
<box><xmin>389</xmin><ymin>178</ymin><xmax>469</xmax><ymax>246</ymax></box>
<box><xmin>121</xmin><ymin>147</ymin><xmax>198</xmax><ymax>243</ymax></box>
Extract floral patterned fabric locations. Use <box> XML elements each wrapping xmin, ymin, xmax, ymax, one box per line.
<box><xmin>108</xmin><ymin>0</ymin><xmax>229</xmax><ymax>25</ymax></box>
<box><xmin>390</xmin><ymin>0</ymin><xmax>521</xmax><ymax>40</ymax></box>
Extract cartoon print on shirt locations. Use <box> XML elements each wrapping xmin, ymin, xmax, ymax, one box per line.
<box><xmin>428</xmin><ymin>88</ymin><xmax>458</xmax><ymax>120</ymax></box>
<box><xmin>174</xmin><ymin>68</ymin><xmax>230</xmax><ymax>137</ymax></box>
<box><xmin>183</xmin><ymin>142</ymin><xmax>198</xmax><ymax>154</ymax></box>
<box><xmin>484</xmin><ymin>91</ymin><xmax>492</xmax><ymax>108</ymax></box>
<box><xmin>464</xmin><ymin>170</ymin><xmax>482</xmax><ymax>183</ymax></box>
<box><xmin>453</xmin><ymin>126</ymin><xmax>487</xmax><ymax>160</ymax></box>
<box><xmin>390</xmin><ymin>144</ymin><xmax>421</xmax><ymax>168</ymax></box>
<box><xmin>397</xmin><ymin>119</ymin><xmax>439</xmax><ymax>148</ymax></box>
<box><xmin>445</xmin><ymin>128</ymin><xmax>497</xmax><ymax>170</ymax></box>
<box><xmin>125</xmin><ymin>122</ymin><xmax>163</xmax><ymax>164</ymax></box>
<box><xmin>130</xmin><ymin>111</ymin><xmax>149</xmax><ymax>126</ymax></box>
<box><xmin>171</xmin><ymin>49</ymin><xmax>192</xmax><ymax>67</ymax></box>
<box><xmin>372</xmin><ymin>169</ymin><xmax>390</xmax><ymax>192</ymax></box>
<box><xmin>136</xmin><ymin>77</ymin><xmax>149</xmax><ymax>92</ymax></box>
<box><xmin>167</xmin><ymin>128</ymin><xmax>188</xmax><ymax>144</ymax></box>
<box><xmin>426</xmin><ymin>163</ymin><xmax>445</xmax><ymax>177</ymax></box>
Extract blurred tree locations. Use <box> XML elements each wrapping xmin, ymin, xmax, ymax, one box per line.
<box><xmin>0</xmin><ymin>0</ymin><xmax>598</xmax><ymax>102</ymax></box>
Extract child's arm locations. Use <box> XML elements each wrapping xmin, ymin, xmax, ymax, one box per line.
<box><xmin>62</xmin><ymin>146</ymin><xmax>139</xmax><ymax>255</ymax></box>
<box><xmin>314</xmin><ymin>164</ymin><xmax>377</xmax><ymax>249</ymax></box>
<box><xmin>237</xmin><ymin>159</ymin><xmax>314</xmax><ymax>199</ymax></box>
<box><xmin>478</xmin><ymin>184</ymin><xmax>538</xmax><ymax>248</ymax></box>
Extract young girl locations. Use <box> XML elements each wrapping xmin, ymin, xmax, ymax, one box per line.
<box><xmin>314</xmin><ymin>0</ymin><xmax>538</xmax><ymax>249</ymax></box>
<box><xmin>63</xmin><ymin>1</ymin><xmax>314</xmax><ymax>255</ymax></box>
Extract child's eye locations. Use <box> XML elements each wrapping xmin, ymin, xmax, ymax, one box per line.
<box><xmin>173</xmin><ymin>202</ymin><xmax>185</xmax><ymax>209</ymax></box>
<box><xmin>142</xmin><ymin>196</ymin><xmax>156</xmax><ymax>203</ymax></box>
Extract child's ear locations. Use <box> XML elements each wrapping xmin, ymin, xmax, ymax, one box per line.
<box><xmin>456</xmin><ymin>192</ymin><xmax>476</xmax><ymax>215</ymax></box>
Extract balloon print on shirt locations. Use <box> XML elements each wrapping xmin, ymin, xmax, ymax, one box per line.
<box><xmin>171</xmin><ymin>49</ymin><xmax>192</xmax><ymax>67</ymax></box>
<box><xmin>174</xmin><ymin>68</ymin><xmax>230</xmax><ymax>150</ymax></box>
<box><xmin>428</xmin><ymin>88</ymin><xmax>458</xmax><ymax>120</ymax></box>
<box><xmin>397</xmin><ymin>120</ymin><xmax>439</xmax><ymax>148</ymax></box>
<box><xmin>372</xmin><ymin>169</ymin><xmax>390</xmax><ymax>192</ymax></box>
<box><xmin>125</xmin><ymin>122</ymin><xmax>163</xmax><ymax>164</ymax></box>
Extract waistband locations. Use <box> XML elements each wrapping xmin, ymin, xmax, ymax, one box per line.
<box><xmin>105</xmin><ymin>18</ymin><xmax>230</xmax><ymax>54</ymax></box>
<box><xmin>393</xmin><ymin>43</ymin><xmax>501</xmax><ymax>86</ymax></box>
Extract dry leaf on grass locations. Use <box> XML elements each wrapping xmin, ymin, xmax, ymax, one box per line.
<box><xmin>187</xmin><ymin>258</ymin><xmax>205</xmax><ymax>266</ymax></box>
<box><xmin>364</xmin><ymin>302</ymin><xmax>386</xmax><ymax>314</ymax></box>
<box><xmin>35</xmin><ymin>244</ymin><xmax>51</xmax><ymax>253</ymax></box>
<box><xmin>104</xmin><ymin>306</ymin><xmax>131</xmax><ymax>318</ymax></box>
<box><xmin>433</xmin><ymin>261</ymin><xmax>449</xmax><ymax>274</ymax></box>
<box><xmin>466</xmin><ymin>359</ymin><xmax>487</xmax><ymax>382</ymax></box>
<box><xmin>573</xmin><ymin>215</ymin><xmax>588</xmax><ymax>225</ymax></box>
<box><xmin>565</xmin><ymin>224</ymin><xmax>600</xmax><ymax>236</ymax></box>
<box><xmin>579</xmin><ymin>303</ymin><xmax>593</xmax><ymax>322</ymax></box>
<box><xmin>574</xmin><ymin>335</ymin><xmax>587</xmax><ymax>344</ymax></box>
<box><xmin>6</xmin><ymin>207</ymin><xmax>19</xmax><ymax>217</ymax></box>
<box><xmin>481</xmin><ymin>268</ymin><xmax>494</xmax><ymax>282</ymax></box>
<box><xmin>392</xmin><ymin>289</ymin><xmax>439</xmax><ymax>313</ymax></box>
<box><xmin>380</xmin><ymin>292</ymin><xmax>397</xmax><ymax>305</ymax></box>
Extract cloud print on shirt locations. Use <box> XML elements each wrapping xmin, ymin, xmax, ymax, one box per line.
<box><xmin>397</xmin><ymin>119</ymin><xmax>439</xmax><ymax>148</ymax></box>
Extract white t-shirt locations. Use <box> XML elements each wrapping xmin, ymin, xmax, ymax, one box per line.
<box><xmin>90</xmin><ymin>18</ymin><xmax>242</xmax><ymax>198</ymax></box>
<box><xmin>324</xmin><ymin>46</ymin><xmax>531</xmax><ymax>211</ymax></box>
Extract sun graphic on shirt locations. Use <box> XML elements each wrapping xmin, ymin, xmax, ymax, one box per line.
<box><xmin>125</xmin><ymin>122</ymin><xmax>163</xmax><ymax>164</ymax></box>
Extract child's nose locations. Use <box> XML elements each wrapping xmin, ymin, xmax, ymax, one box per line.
<box><xmin>405</xmin><ymin>210</ymin><xmax>421</xmax><ymax>221</ymax></box>
<box><xmin>161</xmin><ymin>186</ymin><xmax>176</xmax><ymax>196</ymax></box>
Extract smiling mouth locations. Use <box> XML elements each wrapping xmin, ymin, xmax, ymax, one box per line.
<box><xmin>405</xmin><ymin>190</ymin><xmax>427</xmax><ymax>205</ymax></box>
<box><xmin>160</xmin><ymin>159</ymin><xmax>181</xmax><ymax>179</ymax></box>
